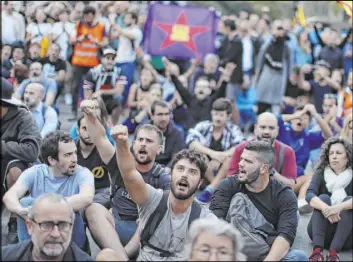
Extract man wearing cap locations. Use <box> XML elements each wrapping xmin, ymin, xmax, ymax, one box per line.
<box><xmin>1</xmin><ymin>77</ymin><xmax>42</xmax><ymax>245</ymax></box>
<box><xmin>83</xmin><ymin>48</ymin><xmax>127</xmax><ymax>125</ymax></box>
<box><xmin>298</xmin><ymin>60</ymin><xmax>341</xmax><ymax>113</ymax></box>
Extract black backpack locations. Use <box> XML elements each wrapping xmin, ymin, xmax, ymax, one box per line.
<box><xmin>139</xmin><ymin>190</ymin><xmax>202</xmax><ymax>258</ymax></box>
<box><xmin>41</xmin><ymin>105</ymin><xmax>61</xmax><ymax>130</ymax></box>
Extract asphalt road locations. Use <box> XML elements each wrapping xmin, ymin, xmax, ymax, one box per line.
<box><xmin>1</xmin><ymin>98</ymin><xmax>352</xmax><ymax>261</ymax></box>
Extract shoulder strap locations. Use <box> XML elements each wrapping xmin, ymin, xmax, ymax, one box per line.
<box><xmin>187</xmin><ymin>200</ymin><xmax>202</xmax><ymax>227</ymax></box>
<box><xmin>277</xmin><ymin>142</ymin><xmax>285</xmax><ymax>174</ymax></box>
<box><xmin>41</xmin><ymin>104</ymin><xmax>48</xmax><ymax>119</ymax></box>
<box><xmin>149</xmin><ymin>164</ymin><xmax>164</xmax><ymax>188</ymax></box>
<box><xmin>140</xmin><ymin>190</ymin><xmax>169</xmax><ymax>248</ymax></box>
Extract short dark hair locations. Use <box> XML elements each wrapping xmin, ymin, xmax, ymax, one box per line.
<box><xmin>170</xmin><ymin>149</ymin><xmax>208</xmax><ymax>179</ymax></box>
<box><xmin>83</xmin><ymin>6</ymin><xmax>96</xmax><ymax>15</ymax></box>
<box><xmin>223</xmin><ymin>19</ymin><xmax>236</xmax><ymax>31</ymax></box>
<box><xmin>151</xmin><ymin>100</ymin><xmax>170</xmax><ymax>115</ymax></box>
<box><xmin>245</xmin><ymin>140</ymin><xmax>275</xmax><ymax>169</ymax></box>
<box><xmin>212</xmin><ymin>98</ymin><xmax>232</xmax><ymax>115</ymax></box>
<box><xmin>77</xmin><ymin>114</ymin><xmax>85</xmax><ymax>128</ymax></box>
<box><xmin>40</xmin><ymin>131</ymin><xmax>74</xmax><ymax>165</ymax></box>
<box><xmin>126</xmin><ymin>11</ymin><xmax>138</xmax><ymax>23</ymax></box>
<box><xmin>135</xmin><ymin>124</ymin><xmax>164</xmax><ymax>145</ymax></box>
<box><xmin>294</xmin><ymin>105</ymin><xmax>311</xmax><ymax>117</ymax></box>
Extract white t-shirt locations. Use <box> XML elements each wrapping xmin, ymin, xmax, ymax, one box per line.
<box><xmin>116</xmin><ymin>26</ymin><xmax>143</xmax><ymax>63</ymax></box>
<box><xmin>52</xmin><ymin>22</ymin><xmax>75</xmax><ymax>59</ymax></box>
<box><xmin>2</xmin><ymin>12</ymin><xmax>17</xmax><ymax>44</ymax></box>
<box><xmin>137</xmin><ymin>185</ymin><xmax>217</xmax><ymax>261</ymax></box>
<box><xmin>26</xmin><ymin>22</ymin><xmax>52</xmax><ymax>44</ymax></box>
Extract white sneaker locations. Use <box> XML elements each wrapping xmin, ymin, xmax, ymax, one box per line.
<box><xmin>298</xmin><ymin>199</ymin><xmax>312</xmax><ymax>214</ymax></box>
<box><xmin>65</xmin><ymin>93</ymin><xmax>73</xmax><ymax>106</ymax></box>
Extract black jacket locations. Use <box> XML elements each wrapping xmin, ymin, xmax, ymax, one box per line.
<box><xmin>218</xmin><ymin>34</ymin><xmax>243</xmax><ymax>84</ymax></box>
<box><xmin>155</xmin><ymin>122</ymin><xmax>186</xmax><ymax>167</ymax></box>
<box><xmin>1</xmin><ymin>240</ymin><xmax>94</xmax><ymax>261</ymax></box>
<box><xmin>1</xmin><ymin>105</ymin><xmax>41</xmax><ymax>163</ymax></box>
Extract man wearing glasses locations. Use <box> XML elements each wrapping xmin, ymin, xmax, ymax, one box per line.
<box><xmin>1</xmin><ymin>193</ymin><xmax>93</xmax><ymax>261</ymax></box>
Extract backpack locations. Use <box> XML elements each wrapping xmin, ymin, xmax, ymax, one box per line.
<box><xmin>41</xmin><ymin>105</ymin><xmax>61</xmax><ymax>130</ymax></box>
<box><xmin>140</xmin><ymin>190</ymin><xmax>202</xmax><ymax>258</ymax></box>
<box><xmin>226</xmin><ymin>192</ymin><xmax>277</xmax><ymax>261</ymax></box>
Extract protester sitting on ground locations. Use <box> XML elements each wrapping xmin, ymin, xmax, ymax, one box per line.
<box><xmin>69</xmin><ymin>93</ymin><xmax>115</xmax><ymax>145</ymax></box>
<box><xmin>150</xmin><ymin>100</ymin><xmax>186</xmax><ymax>170</ymax></box>
<box><xmin>1</xmin><ymin>193</ymin><xmax>94</xmax><ymax>261</ymax></box>
<box><xmin>84</xmin><ymin>124</ymin><xmax>170</xmax><ymax>252</ymax></box>
<box><xmin>341</xmin><ymin>115</ymin><xmax>352</xmax><ymax>143</ymax></box>
<box><xmin>77</xmin><ymin>99</ymin><xmax>121</xmax><ymax>208</ymax></box>
<box><xmin>14</xmin><ymin>61</ymin><xmax>58</xmax><ymax>107</ymax></box>
<box><xmin>3</xmin><ymin>131</ymin><xmax>95</xmax><ymax>250</ymax></box>
<box><xmin>110</xmin><ymin>125</ymin><xmax>217</xmax><ymax>261</ymax></box>
<box><xmin>9</xmin><ymin>63</ymin><xmax>29</xmax><ymax>90</ymax></box>
<box><xmin>1</xmin><ymin>41</ymin><xmax>30</xmax><ymax>79</ymax></box>
<box><xmin>1</xmin><ymin>42</ymin><xmax>12</xmax><ymax>61</ymax></box>
<box><xmin>83</xmin><ymin>49</ymin><xmax>127</xmax><ymax>125</ymax></box>
<box><xmin>1</xmin><ymin>77</ymin><xmax>42</xmax><ymax>245</ymax></box>
<box><xmin>210</xmin><ymin>140</ymin><xmax>308</xmax><ymax>261</ymax></box>
<box><xmin>26</xmin><ymin>42</ymin><xmax>41</xmax><ymax>63</ymax></box>
<box><xmin>306</xmin><ymin>136</ymin><xmax>352</xmax><ymax>262</ymax></box>
<box><xmin>185</xmin><ymin>218</ymin><xmax>246</xmax><ymax>261</ymax></box>
<box><xmin>23</xmin><ymin>82</ymin><xmax>60</xmax><ymax>138</ymax></box>
<box><xmin>277</xmin><ymin>104</ymin><xmax>333</xmax><ymax>213</ymax></box>
<box><xmin>167</xmin><ymin>57</ymin><xmax>235</xmax><ymax>130</ymax></box>
<box><xmin>186</xmin><ymin>98</ymin><xmax>244</xmax><ymax>203</ymax></box>
<box><xmin>228</xmin><ymin>112</ymin><xmax>297</xmax><ymax>187</ymax></box>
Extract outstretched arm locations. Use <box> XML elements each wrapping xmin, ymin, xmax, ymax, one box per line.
<box><xmin>110</xmin><ymin>125</ymin><xmax>149</xmax><ymax>206</ymax></box>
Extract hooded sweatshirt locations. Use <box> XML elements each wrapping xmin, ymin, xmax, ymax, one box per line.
<box><xmin>1</xmin><ymin>105</ymin><xmax>41</xmax><ymax>163</ymax></box>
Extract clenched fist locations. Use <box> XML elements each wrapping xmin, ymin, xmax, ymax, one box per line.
<box><xmin>110</xmin><ymin>124</ymin><xmax>129</xmax><ymax>144</ymax></box>
<box><xmin>80</xmin><ymin>99</ymin><xmax>96</xmax><ymax>116</ymax></box>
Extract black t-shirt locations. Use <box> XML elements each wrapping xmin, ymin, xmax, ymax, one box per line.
<box><xmin>210</xmin><ymin>135</ymin><xmax>223</xmax><ymax>152</ymax></box>
<box><xmin>285</xmin><ymin>80</ymin><xmax>307</xmax><ymax>98</ymax></box>
<box><xmin>76</xmin><ymin>141</ymin><xmax>115</xmax><ymax>190</ymax></box>
<box><xmin>111</xmin><ymin>163</ymin><xmax>171</xmax><ymax>219</ymax></box>
<box><xmin>40</xmin><ymin>57</ymin><xmax>66</xmax><ymax>79</ymax></box>
<box><xmin>210</xmin><ymin>177</ymin><xmax>298</xmax><ymax>245</ymax></box>
<box><xmin>309</xmin><ymin>80</ymin><xmax>337</xmax><ymax>113</ymax></box>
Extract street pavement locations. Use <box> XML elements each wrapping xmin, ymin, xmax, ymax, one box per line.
<box><xmin>1</xmin><ymin>97</ymin><xmax>353</xmax><ymax>260</ymax></box>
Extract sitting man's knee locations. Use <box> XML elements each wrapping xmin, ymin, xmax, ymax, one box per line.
<box><xmin>6</xmin><ymin>167</ymin><xmax>23</xmax><ymax>187</ymax></box>
<box><xmin>318</xmin><ymin>194</ymin><xmax>331</xmax><ymax>205</ymax></box>
<box><xmin>96</xmin><ymin>248</ymin><xmax>127</xmax><ymax>261</ymax></box>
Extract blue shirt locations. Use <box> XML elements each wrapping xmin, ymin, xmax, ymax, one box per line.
<box><xmin>16</xmin><ymin>77</ymin><xmax>58</xmax><ymax>101</ymax></box>
<box><xmin>18</xmin><ymin>164</ymin><xmax>94</xmax><ymax>198</ymax></box>
<box><xmin>277</xmin><ymin>116</ymin><xmax>324</xmax><ymax>177</ymax></box>
<box><xmin>31</xmin><ymin>102</ymin><xmax>59</xmax><ymax>138</ymax></box>
<box><xmin>343</xmin><ymin>42</ymin><xmax>352</xmax><ymax>77</ymax></box>
<box><xmin>70</xmin><ymin>123</ymin><xmax>115</xmax><ymax>145</ymax></box>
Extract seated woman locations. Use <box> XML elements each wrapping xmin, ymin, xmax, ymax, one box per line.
<box><xmin>306</xmin><ymin>136</ymin><xmax>352</xmax><ymax>261</ymax></box>
<box><xmin>70</xmin><ymin>93</ymin><xmax>115</xmax><ymax>144</ymax></box>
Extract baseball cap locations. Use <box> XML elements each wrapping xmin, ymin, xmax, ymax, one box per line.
<box><xmin>102</xmin><ymin>49</ymin><xmax>116</xmax><ymax>57</ymax></box>
<box><xmin>314</xmin><ymin>60</ymin><xmax>331</xmax><ymax>71</ymax></box>
<box><xmin>1</xmin><ymin>77</ymin><xmax>23</xmax><ymax>107</ymax></box>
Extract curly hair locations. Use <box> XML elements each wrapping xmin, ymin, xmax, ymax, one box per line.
<box><xmin>315</xmin><ymin>136</ymin><xmax>353</xmax><ymax>173</ymax></box>
<box><xmin>170</xmin><ymin>149</ymin><xmax>208</xmax><ymax>179</ymax></box>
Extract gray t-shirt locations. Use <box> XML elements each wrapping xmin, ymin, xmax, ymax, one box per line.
<box><xmin>137</xmin><ymin>185</ymin><xmax>217</xmax><ymax>261</ymax></box>
<box><xmin>18</xmin><ymin>164</ymin><xmax>94</xmax><ymax>198</ymax></box>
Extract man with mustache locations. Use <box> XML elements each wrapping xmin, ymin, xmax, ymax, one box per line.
<box><xmin>110</xmin><ymin>124</ymin><xmax>217</xmax><ymax>261</ymax></box>
<box><xmin>3</xmin><ymin>131</ymin><xmax>95</xmax><ymax>250</ymax></box>
<box><xmin>2</xmin><ymin>193</ymin><xmax>93</xmax><ymax>261</ymax></box>
<box><xmin>84</xmin><ymin>124</ymin><xmax>170</xmax><ymax>253</ymax></box>
<box><xmin>210</xmin><ymin>141</ymin><xmax>307</xmax><ymax>261</ymax></box>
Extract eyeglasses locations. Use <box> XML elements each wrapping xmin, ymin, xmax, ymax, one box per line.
<box><xmin>192</xmin><ymin>247</ymin><xmax>234</xmax><ymax>260</ymax></box>
<box><xmin>324</xmin><ymin>94</ymin><xmax>337</xmax><ymax>99</ymax></box>
<box><xmin>32</xmin><ymin>219</ymin><xmax>73</xmax><ymax>232</ymax></box>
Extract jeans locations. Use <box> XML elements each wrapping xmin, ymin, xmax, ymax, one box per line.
<box><xmin>71</xmin><ymin>65</ymin><xmax>91</xmax><ymax>114</ymax></box>
<box><xmin>113</xmin><ymin>213</ymin><xmax>137</xmax><ymax>246</ymax></box>
<box><xmin>116</xmin><ymin>62</ymin><xmax>136</xmax><ymax>105</ymax></box>
<box><xmin>226</xmin><ymin>83</ymin><xmax>241</xmax><ymax>102</ymax></box>
<box><xmin>281</xmin><ymin>249</ymin><xmax>308</xmax><ymax>261</ymax></box>
<box><xmin>17</xmin><ymin>196</ymin><xmax>87</xmax><ymax>248</ymax></box>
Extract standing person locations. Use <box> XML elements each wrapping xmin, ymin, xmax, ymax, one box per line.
<box><xmin>111</xmin><ymin>11</ymin><xmax>143</xmax><ymax>105</ymax></box>
<box><xmin>1</xmin><ymin>77</ymin><xmax>42</xmax><ymax>244</ymax></box>
<box><xmin>218</xmin><ymin>19</ymin><xmax>244</xmax><ymax>104</ymax></box>
<box><xmin>109</xmin><ymin>125</ymin><xmax>217</xmax><ymax>260</ymax></box>
<box><xmin>1</xmin><ymin>193</ymin><xmax>94</xmax><ymax>261</ymax></box>
<box><xmin>337</xmin><ymin>70</ymin><xmax>352</xmax><ymax>119</ymax></box>
<box><xmin>69</xmin><ymin>5</ymin><xmax>108</xmax><ymax>121</ymax></box>
<box><xmin>1</xmin><ymin>0</ymin><xmax>26</xmax><ymax>44</ymax></box>
<box><xmin>306</xmin><ymin>137</ymin><xmax>352</xmax><ymax>261</ymax></box>
<box><xmin>254</xmin><ymin>20</ymin><xmax>291</xmax><ymax>115</ymax></box>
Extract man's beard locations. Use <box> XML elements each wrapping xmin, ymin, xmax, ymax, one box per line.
<box><xmin>30</xmin><ymin>75</ymin><xmax>42</xmax><ymax>83</ymax></box>
<box><xmin>237</xmin><ymin>167</ymin><xmax>261</xmax><ymax>185</ymax></box>
<box><xmin>257</xmin><ymin>135</ymin><xmax>275</xmax><ymax>145</ymax></box>
<box><xmin>132</xmin><ymin>149</ymin><xmax>153</xmax><ymax>165</ymax></box>
<box><xmin>80</xmin><ymin>137</ymin><xmax>94</xmax><ymax>146</ymax></box>
<box><xmin>171</xmin><ymin>180</ymin><xmax>199</xmax><ymax>200</ymax></box>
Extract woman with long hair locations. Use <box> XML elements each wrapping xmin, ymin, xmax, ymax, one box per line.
<box><xmin>306</xmin><ymin>136</ymin><xmax>352</xmax><ymax>261</ymax></box>
<box><xmin>341</xmin><ymin>115</ymin><xmax>352</xmax><ymax>143</ymax></box>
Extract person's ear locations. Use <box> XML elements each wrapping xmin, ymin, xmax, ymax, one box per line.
<box><xmin>47</xmin><ymin>156</ymin><xmax>57</xmax><ymax>166</ymax></box>
<box><xmin>26</xmin><ymin>220</ymin><xmax>33</xmax><ymax>236</ymax></box>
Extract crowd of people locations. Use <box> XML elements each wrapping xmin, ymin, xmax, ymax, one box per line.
<box><xmin>1</xmin><ymin>1</ymin><xmax>353</xmax><ymax>261</ymax></box>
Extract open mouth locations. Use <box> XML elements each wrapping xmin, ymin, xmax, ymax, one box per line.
<box><xmin>177</xmin><ymin>180</ymin><xmax>189</xmax><ymax>189</ymax></box>
<box><xmin>69</xmin><ymin>164</ymin><xmax>76</xmax><ymax>170</ymax></box>
<box><xmin>138</xmin><ymin>149</ymin><xmax>147</xmax><ymax>156</ymax></box>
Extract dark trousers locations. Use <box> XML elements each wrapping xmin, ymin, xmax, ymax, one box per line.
<box><xmin>307</xmin><ymin>194</ymin><xmax>353</xmax><ymax>252</ymax></box>
<box><xmin>257</xmin><ymin>102</ymin><xmax>272</xmax><ymax>115</ymax></box>
<box><xmin>71</xmin><ymin>65</ymin><xmax>91</xmax><ymax>114</ymax></box>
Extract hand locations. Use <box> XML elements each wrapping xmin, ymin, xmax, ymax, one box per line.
<box><xmin>77</xmin><ymin>34</ymin><xmax>86</xmax><ymax>42</ymax></box>
<box><xmin>322</xmin><ymin>205</ymin><xmax>343</xmax><ymax>218</ymax></box>
<box><xmin>135</xmin><ymin>46</ymin><xmax>145</xmax><ymax>58</ymax></box>
<box><xmin>18</xmin><ymin>207</ymin><xmax>30</xmax><ymax>220</ymax></box>
<box><xmin>329</xmin><ymin>106</ymin><xmax>338</xmax><ymax>119</ymax></box>
<box><xmin>221</xmin><ymin>62</ymin><xmax>236</xmax><ymax>82</ymax></box>
<box><xmin>304</xmin><ymin>104</ymin><xmax>317</xmax><ymax>115</ymax></box>
<box><xmin>88</xmin><ymin>35</ymin><xmax>98</xmax><ymax>45</ymax></box>
<box><xmin>327</xmin><ymin>214</ymin><xmax>341</xmax><ymax>224</ymax></box>
<box><xmin>344</xmin><ymin>50</ymin><xmax>352</xmax><ymax>58</ymax></box>
<box><xmin>110</xmin><ymin>124</ymin><xmax>129</xmax><ymax>144</ymax></box>
<box><xmin>80</xmin><ymin>99</ymin><xmax>96</xmax><ymax>116</ymax></box>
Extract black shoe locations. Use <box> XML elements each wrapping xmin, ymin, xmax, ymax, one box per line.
<box><xmin>68</xmin><ymin>113</ymin><xmax>77</xmax><ymax>121</ymax></box>
<box><xmin>7</xmin><ymin>218</ymin><xmax>18</xmax><ymax>244</ymax></box>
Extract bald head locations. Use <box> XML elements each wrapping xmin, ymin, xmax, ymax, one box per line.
<box><xmin>255</xmin><ymin>113</ymin><xmax>279</xmax><ymax>144</ymax></box>
<box><xmin>24</xmin><ymin>82</ymin><xmax>45</xmax><ymax>109</ymax></box>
